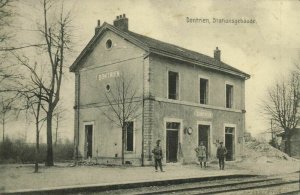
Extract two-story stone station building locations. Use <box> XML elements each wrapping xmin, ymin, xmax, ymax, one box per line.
<box><xmin>70</xmin><ymin>14</ymin><xmax>250</xmax><ymax>166</ymax></box>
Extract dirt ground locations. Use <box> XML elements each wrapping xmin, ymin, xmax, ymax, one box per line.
<box><xmin>235</xmin><ymin>140</ymin><xmax>300</xmax><ymax>175</ymax></box>
<box><xmin>0</xmin><ymin>140</ymin><xmax>299</xmax><ymax>193</ymax></box>
<box><xmin>0</xmin><ymin>163</ymin><xmax>250</xmax><ymax>193</ymax></box>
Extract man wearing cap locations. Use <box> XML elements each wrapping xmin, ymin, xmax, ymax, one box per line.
<box><xmin>216</xmin><ymin>141</ymin><xmax>227</xmax><ymax>170</ymax></box>
<box><xmin>152</xmin><ymin>140</ymin><xmax>164</xmax><ymax>172</ymax></box>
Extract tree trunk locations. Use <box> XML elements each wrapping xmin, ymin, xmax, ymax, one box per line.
<box><xmin>45</xmin><ymin>111</ymin><xmax>54</xmax><ymax>166</ymax></box>
<box><xmin>122</xmin><ymin>126</ymin><xmax>125</xmax><ymax>165</ymax></box>
<box><xmin>55</xmin><ymin>114</ymin><xmax>58</xmax><ymax>146</ymax></box>
<box><xmin>2</xmin><ymin>115</ymin><xmax>5</xmax><ymax>142</ymax></box>
<box><xmin>286</xmin><ymin>133</ymin><xmax>292</xmax><ymax>157</ymax></box>
<box><xmin>283</xmin><ymin>129</ymin><xmax>292</xmax><ymax>157</ymax></box>
<box><xmin>2</xmin><ymin>118</ymin><xmax>4</xmax><ymax>142</ymax></box>
<box><xmin>34</xmin><ymin>128</ymin><xmax>39</xmax><ymax>173</ymax></box>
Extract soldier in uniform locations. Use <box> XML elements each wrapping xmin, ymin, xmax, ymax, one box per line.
<box><xmin>195</xmin><ymin>141</ymin><xmax>207</xmax><ymax>168</ymax></box>
<box><xmin>216</xmin><ymin>141</ymin><xmax>227</xmax><ymax>170</ymax></box>
<box><xmin>152</xmin><ymin>140</ymin><xmax>164</xmax><ymax>172</ymax></box>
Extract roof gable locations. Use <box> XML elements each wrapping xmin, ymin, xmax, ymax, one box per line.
<box><xmin>70</xmin><ymin>23</ymin><xmax>250</xmax><ymax>79</ymax></box>
<box><xmin>69</xmin><ymin>23</ymin><xmax>149</xmax><ymax>72</ymax></box>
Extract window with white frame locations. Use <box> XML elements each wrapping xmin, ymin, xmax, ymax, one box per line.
<box><xmin>200</xmin><ymin>78</ymin><xmax>208</xmax><ymax>104</ymax></box>
<box><xmin>226</xmin><ymin>84</ymin><xmax>233</xmax><ymax>108</ymax></box>
<box><xmin>125</xmin><ymin>121</ymin><xmax>134</xmax><ymax>151</ymax></box>
<box><xmin>168</xmin><ymin>71</ymin><xmax>179</xmax><ymax>100</ymax></box>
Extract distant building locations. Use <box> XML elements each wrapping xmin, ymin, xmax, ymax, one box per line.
<box><xmin>277</xmin><ymin>128</ymin><xmax>300</xmax><ymax>159</ymax></box>
<box><xmin>244</xmin><ymin>132</ymin><xmax>252</xmax><ymax>142</ymax></box>
<box><xmin>70</xmin><ymin>14</ymin><xmax>250</xmax><ymax>165</ymax></box>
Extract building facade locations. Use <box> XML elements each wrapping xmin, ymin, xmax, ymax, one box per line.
<box><xmin>278</xmin><ymin>128</ymin><xmax>300</xmax><ymax>159</ymax></box>
<box><xmin>289</xmin><ymin>128</ymin><xmax>300</xmax><ymax>158</ymax></box>
<box><xmin>70</xmin><ymin>14</ymin><xmax>250</xmax><ymax>165</ymax></box>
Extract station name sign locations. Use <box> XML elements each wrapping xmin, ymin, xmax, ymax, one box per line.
<box><xmin>194</xmin><ymin>110</ymin><xmax>213</xmax><ymax>118</ymax></box>
<box><xmin>98</xmin><ymin>70</ymin><xmax>120</xmax><ymax>81</ymax></box>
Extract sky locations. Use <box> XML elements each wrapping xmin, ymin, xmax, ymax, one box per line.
<box><xmin>4</xmin><ymin>0</ymin><xmax>300</xmax><ymax>142</ymax></box>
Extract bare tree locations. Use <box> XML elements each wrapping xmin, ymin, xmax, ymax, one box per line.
<box><xmin>0</xmin><ymin>0</ymin><xmax>48</xmax><ymax>53</ymax></box>
<box><xmin>2</xmin><ymin>0</ymin><xmax>72</xmax><ymax>166</ymax></box>
<box><xmin>102</xmin><ymin>74</ymin><xmax>142</xmax><ymax>165</ymax></box>
<box><xmin>35</xmin><ymin>0</ymin><xmax>72</xmax><ymax>166</ymax></box>
<box><xmin>23</xmin><ymin>83</ymin><xmax>45</xmax><ymax>173</ymax></box>
<box><xmin>31</xmin><ymin>89</ymin><xmax>45</xmax><ymax>173</ymax></box>
<box><xmin>0</xmin><ymin>0</ymin><xmax>14</xmax><ymax>84</ymax></box>
<box><xmin>14</xmin><ymin>60</ymin><xmax>47</xmax><ymax>173</ymax></box>
<box><xmin>0</xmin><ymin>0</ymin><xmax>13</xmax><ymax>48</ymax></box>
<box><xmin>262</xmin><ymin>67</ymin><xmax>300</xmax><ymax>156</ymax></box>
<box><xmin>53</xmin><ymin>106</ymin><xmax>65</xmax><ymax>146</ymax></box>
<box><xmin>0</xmin><ymin>95</ymin><xmax>14</xmax><ymax>142</ymax></box>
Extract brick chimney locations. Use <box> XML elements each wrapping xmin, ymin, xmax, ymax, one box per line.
<box><xmin>214</xmin><ymin>47</ymin><xmax>221</xmax><ymax>61</ymax></box>
<box><xmin>113</xmin><ymin>14</ymin><xmax>128</xmax><ymax>31</ymax></box>
<box><xmin>95</xmin><ymin>20</ymin><xmax>101</xmax><ymax>35</ymax></box>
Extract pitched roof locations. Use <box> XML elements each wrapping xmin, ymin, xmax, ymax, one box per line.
<box><xmin>70</xmin><ymin>23</ymin><xmax>250</xmax><ymax>79</ymax></box>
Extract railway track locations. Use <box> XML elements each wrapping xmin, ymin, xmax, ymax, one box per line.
<box><xmin>140</xmin><ymin>179</ymin><xmax>298</xmax><ymax>194</ymax></box>
<box><xmin>130</xmin><ymin>175</ymin><xmax>299</xmax><ymax>195</ymax></box>
<box><xmin>4</xmin><ymin>173</ymin><xmax>299</xmax><ymax>194</ymax></box>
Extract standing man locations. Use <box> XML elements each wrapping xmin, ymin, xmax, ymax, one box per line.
<box><xmin>216</xmin><ymin>141</ymin><xmax>227</xmax><ymax>170</ymax></box>
<box><xmin>152</xmin><ymin>140</ymin><xmax>164</xmax><ymax>172</ymax></box>
<box><xmin>195</xmin><ymin>141</ymin><xmax>207</xmax><ymax>168</ymax></box>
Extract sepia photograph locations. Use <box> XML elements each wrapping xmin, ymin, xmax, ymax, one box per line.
<box><xmin>0</xmin><ymin>0</ymin><xmax>299</xmax><ymax>194</ymax></box>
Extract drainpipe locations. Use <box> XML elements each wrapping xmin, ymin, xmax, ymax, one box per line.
<box><xmin>76</xmin><ymin>72</ymin><xmax>80</xmax><ymax>162</ymax></box>
<box><xmin>141</xmin><ymin>55</ymin><xmax>145</xmax><ymax>166</ymax></box>
<box><xmin>141</xmin><ymin>94</ymin><xmax>145</xmax><ymax>166</ymax></box>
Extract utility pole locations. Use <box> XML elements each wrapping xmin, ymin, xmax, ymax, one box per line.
<box><xmin>271</xmin><ymin>119</ymin><xmax>273</xmax><ymax>143</ymax></box>
<box><xmin>270</xmin><ymin>118</ymin><xmax>277</xmax><ymax>148</ymax></box>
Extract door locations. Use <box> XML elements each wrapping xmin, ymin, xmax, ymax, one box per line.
<box><xmin>198</xmin><ymin>125</ymin><xmax>210</xmax><ymax>158</ymax></box>
<box><xmin>166</xmin><ymin>131</ymin><xmax>178</xmax><ymax>162</ymax></box>
<box><xmin>85</xmin><ymin>124</ymin><xmax>93</xmax><ymax>158</ymax></box>
<box><xmin>166</xmin><ymin>122</ymin><xmax>180</xmax><ymax>163</ymax></box>
<box><xmin>225</xmin><ymin>127</ymin><xmax>234</xmax><ymax>161</ymax></box>
<box><xmin>198</xmin><ymin>125</ymin><xmax>210</xmax><ymax>149</ymax></box>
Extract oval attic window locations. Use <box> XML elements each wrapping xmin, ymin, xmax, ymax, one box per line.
<box><xmin>106</xmin><ymin>39</ymin><xmax>112</xmax><ymax>49</ymax></box>
<box><xmin>106</xmin><ymin>84</ymin><xmax>111</xmax><ymax>92</ymax></box>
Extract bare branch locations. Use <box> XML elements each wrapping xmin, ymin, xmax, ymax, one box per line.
<box><xmin>261</xmin><ymin>64</ymin><xmax>300</xmax><ymax>156</ymax></box>
<box><xmin>0</xmin><ymin>43</ymin><xmax>46</xmax><ymax>51</ymax></box>
<box><xmin>100</xmin><ymin>73</ymin><xmax>142</xmax><ymax>164</ymax></box>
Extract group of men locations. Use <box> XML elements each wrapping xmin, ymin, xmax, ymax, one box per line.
<box><xmin>152</xmin><ymin>139</ymin><xmax>228</xmax><ymax>172</ymax></box>
<box><xmin>195</xmin><ymin>141</ymin><xmax>228</xmax><ymax>170</ymax></box>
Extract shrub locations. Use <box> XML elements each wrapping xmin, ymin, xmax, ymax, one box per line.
<box><xmin>0</xmin><ymin>138</ymin><xmax>74</xmax><ymax>164</ymax></box>
<box><xmin>0</xmin><ymin>138</ymin><xmax>14</xmax><ymax>160</ymax></box>
<box><xmin>54</xmin><ymin>143</ymin><xmax>74</xmax><ymax>161</ymax></box>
